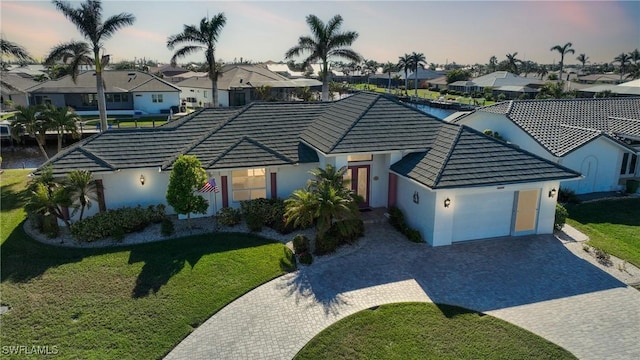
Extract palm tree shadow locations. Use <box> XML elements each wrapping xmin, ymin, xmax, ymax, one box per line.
<box><xmin>277</xmin><ymin>269</ymin><xmax>350</xmax><ymax>316</ymax></box>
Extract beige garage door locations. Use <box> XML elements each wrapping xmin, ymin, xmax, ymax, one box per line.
<box><xmin>513</xmin><ymin>189</ymin><xmax>540</xmax><ymax>233</ymax></box>
<box><xmin>452</xmin><ymin>192</ymin><xmax>514</xmax><ymax>242</ymax></box>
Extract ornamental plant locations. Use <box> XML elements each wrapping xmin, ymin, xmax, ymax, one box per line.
<box><xmin>166</xmin><ymin>155</ymin><xmax>208</xmax><ymax>227</ymax></box>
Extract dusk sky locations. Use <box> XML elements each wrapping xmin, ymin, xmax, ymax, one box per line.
<box><xmin>1</xmin><ymin>0</ymin><xmax>639</xmax><ymax>66</ymax></box>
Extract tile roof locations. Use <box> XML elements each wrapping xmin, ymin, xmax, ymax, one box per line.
<box><xmin>27</xmin><ymin>70</ymin><xmax>180</xmax><ymax>93</ymax></box>
<box><xmin>40</xmin><ymin>92</ymin><xmax>579</xmax><ymax>188</ymax></box>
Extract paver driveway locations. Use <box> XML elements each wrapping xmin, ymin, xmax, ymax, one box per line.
<box><xmin>165</xmin><ymin>224</ymin><xmax>640</xmax><ymax>360</ymax></box>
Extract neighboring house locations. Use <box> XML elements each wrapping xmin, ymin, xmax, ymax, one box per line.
<box><xmin>175</xmin><ymin>64</ymin><xmax>322</xmax><ymax>107</ymax></box>
<box><xmin>6</xmin><ymin>64</ymin><xmax>49</xmax><ymax>78</ymax></box>
<box><xmin>265</xmin><ymin>63</ymin><xmax>307</xmax><ymax>78</ymax></box>
<box><xmin>148</xmin><ymin>64</ymin><xmax>189</xmax><ymax>78</ymax></box>
<box><xmin>578</xmin><ymin>79</ymin><xmax>640</xmax><ymax>98</ymax></box>
<box><xmin>38</xmin><ymin>92</ymin><xmax>578</xmax><ymax>246</ymax></box>
<box><xmin>577</xmin><ymin>73</ymin><xmax>627</xmax><ymax>84</ymax></box>
<box><xmin>449</xmin><ymin>71</ymin><xmax>544</xmax><ymax>99</ymax></box>
<box><xmin>26</xmin><ymin>71</ymin><xmax>181</xmax><ymax>115</ymax></box>
<box><xmin>404</xmin><ymin>68</ymin><xmax>445</xmax><ymax>84</ymax></box>
<box><xmin>450</xmin><ymin>97</ymin><xmax>640</xmax><ymax>194</ymax></box>
<box><xmin>0</xmin><ymin>72</ymin><xmax>39</xmax><ymax>109</ymax></box>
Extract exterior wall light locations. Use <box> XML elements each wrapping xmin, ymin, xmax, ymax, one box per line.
<box><xmin>140</xmin><ymin>174</ymin><xmax>145</xmax><ymax>186</ymax></box>
<box><xmin>444</xmin><ymin>198</ymin><xmax>451</xmax><ymax>208</ymax></box>
<box><xmin>413</xmin><ymin>191</ymin><xmax>420</xmax><ymax>204</ymax></box>
<box><xmin>549</xmin><ymin>188</ymin><xmax>556</xmax><ymax>198</ymax></box>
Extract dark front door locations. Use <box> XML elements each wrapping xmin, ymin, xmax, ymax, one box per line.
<box><xmin>346</xmin><ymin>165</ymin><xmax>370</xmax><ymax>208</ymax></box>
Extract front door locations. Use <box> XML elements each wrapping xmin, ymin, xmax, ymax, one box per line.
<box><xmin>346</xmin><ymin>165</ymin><xmax>370</xmax><ymax>208</ymax></box>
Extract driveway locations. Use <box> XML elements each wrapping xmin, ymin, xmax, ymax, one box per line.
<box><xmin>165</xmin><ymin>223</ymin><xmax>640</xmax><ymax>360</ymax></box>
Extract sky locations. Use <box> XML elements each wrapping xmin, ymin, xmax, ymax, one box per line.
<box><xmin>1</xmin><ymin>0</ymin><xmax>639</xmax><ymax>67</ymax></box>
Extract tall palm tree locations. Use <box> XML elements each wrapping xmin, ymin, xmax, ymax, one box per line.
<box><xmin>51</xmin><ymin>0</ymin><xmax>135</xmax><ymax>132</ymax></box>
<box><xmin>537</xmin><ymin>65</ymin><xmax>549</xmax><ymax>80</ymax></box>
<box><xmin>44</xmin><ymin>41</ymin><xmax>92</xmax><ymax>83</ymax></box>
<box><xmin>505</xmin><ymin>52</ymin><xmax>520</xmax><ymax>74</ymax></box>
<box><xmin>488</xmin><ymin>55</ymin><xmax>498</xmax><ymax>73</ymax></box>
<box><xmin>382</xmin><ymin>62</ymin><xmax>398</xmax><ymax>92</ymax></box>
<box><xmin>65</xmin><ymin>169</ymin><xmax>97</xmax><ymax>221</ymax></box>
<box><xmin>614</xmin><ymin>52</ymin><xmax>631</xmax><ymax>81</ymax></box>
<box><xmin>167</xmin><ymin>14</ymin><xmax>227</xmax><ymax>108</ymax></box>
<box><xmin>550</xmin><ymin>42</ymin><xmax>575</xmax><ymax>82</ymax></box>
<box><xmin>576</xmin><ymin>53</ymin><xmax>589</xmax><ymax>71</ymax></box>
<box><xmin>285</xmin><ymin>14</ymin><xmax>361</xmax><ymax>101</ymax></box>
<box><xmin>362</xmin><ymin>59</ymin><xmax>378</xmax><ymax>86</ymax></box>
<box><xmin>43</xmin><ymin>105</ymin><xmax>80</xmax><ymax>152</ymax></box>
<box><xmin>410</xmin><ymin>52</ymin><xmax>426</xmax><ymax>97</ymax></box>
<box><xmin>11</xmin><ymin>105</ymin><xmax>50</xmax><ymax>159</ymax></box>
<box><xmin>0</xmin><ymin>39</ymin><xmax>33</xmax><ymax>61</ymax></box>
<box><xmin>397</xmin><ymin>53</ymin><xmax>412</xmax><ymax>94</ymax></box>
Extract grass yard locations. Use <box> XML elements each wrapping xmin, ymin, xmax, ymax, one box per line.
<box><xmin>295</xmin><ymin>303</ymin><xmax>576</xmax><ymax>360</ymax></box>
<box><xmin>81</xmin><ymin>116</ymin><xmax>174</xmax><ymax>129</ymax></box>
<box><xmin>0</xmin><ymin>169</ymin><xmax>295</xmax><ymax>359</ymax></box>
<box><xmin>566</xmin><ymin>198</ymin><xmax>640</xmax><ymax>267</ymax></box>
<box><xmin>351</xmin><ymin>83</ymin><xmax>495</xmax><ymax>106</ymax></box>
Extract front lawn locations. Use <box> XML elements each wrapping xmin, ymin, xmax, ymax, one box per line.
<box><xmin>295</xmin><ymin>303</ymin><xmax>576</xmax><ymax>359</ymax></box>
<box><xmin>566</xmin><ymin>198</ymin><xmax>640</xmax><ymax>267</ymax></box>
<box><xmin>0</xmin><ymin>169</ymin><xmax>295</xmax><ymax>359</ymax></box>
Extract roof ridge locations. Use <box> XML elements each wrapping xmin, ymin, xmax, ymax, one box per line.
<box><xmin>205</xmin><ymin>136</ymin><xmax>293</xmax><ymax>168</ymax></box>
<box><xmin>327</xmin><ymin>93</ymin><xmax>380</xmax><ymax>153</ymax></box>
<box><xmin>558</xmin><ymin>123</ymin><xmax>601</xmax><ymax>133</ymax></box>
<box><xmin>431</xmin><ymin>124</ymin><xmax>463</xmax><ymax>186</ymax></box>
<box><xmin>78</xmin><ymin>147</ymin><xmax>118</xmax><ymax>171</ymax></box>
<box><xmin>160</xmin><ymin>105</ymin><xmax>250</xmax><ymax>170</ymax></box>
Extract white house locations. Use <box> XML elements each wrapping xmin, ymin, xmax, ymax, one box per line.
<box><xmin>38</xmin><ymin>92</ymin><xmax>579</xmax><ymax>246</ymax></box>
<box><xmin>1</xmin><ymin>72</ymin><xmax>39</xmax><ymax>109</ymax></box>
<box><xmin>450</xmin><ymin>97</ymin><xmax>640</xmax><ymax>194</ymax></box>
<box><xmin>26</xmin><ymin>70</ymin><xmax>181</xmax><ymax>116</ymax></box>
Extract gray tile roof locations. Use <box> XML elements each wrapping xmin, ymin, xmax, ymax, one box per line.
<box><xmin>27</xmin><ymin>70</ymin><xmax>180</xmax><ymax>93</ymax></box>
<box><xmin>391</xmin><ymin>125</ymin><xmax>580</xmax><ymax>189</ymax></box>
<box><xmin>40</xmin><ymin>92</ymin><xmax>579</xmax><ymax>188</ymax></box>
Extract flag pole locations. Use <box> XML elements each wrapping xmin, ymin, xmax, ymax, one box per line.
<box><xmin>213</xmin><ymin>183</ymin><xmax>219</xmax><ymax>230</ymax></box>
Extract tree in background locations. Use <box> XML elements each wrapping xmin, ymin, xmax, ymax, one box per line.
<box><xmin>167</xmin><ymin>14</ymin><xmax>227</xmax><ymax>108</ymax></box>
<box><xmin>285</xmin><ymin>14</ymin><xmax>361</xmax><ymax>101</ymax></box>
<box><xmin>44</xmin><ymin>41</ymin><xmax>92</xmax><ymax>83</ymax></box>
<box><xmin>11</xmin><ymin>105</ymin><xmax>50</xmax><ymax>160</ymax></box>
<box><xmin>0</xmin><ymin>39</ymin><xmax>33</xmax><ymax>62</ymax></box>
<box><xmin>397</xmin><ymin>53</ymin><xmax>412</xmax><ymax>93</ymax></box>
<box><xmin>446</xmin><ymin>69</ymin><xmax>471</xmax><ymax>84</ymax></box>
<box><xmin>382</xmin><ymin>62</ymin><xmax>398</xmax><ymax>92</ymax></box>
<box><xmin>576</xmin><ymin>53</ymin><xmax>589</xmax><ymax>71</ymax></box>
<box><xmin>537</xmin><ymin>65</ymin><xmax>549</xmax><ymax>80</ymax></box>
<box><xmin>43</xmin><ymin>105</ymin><xmax>80</xmax><ymax>152</ymax></box>
<box><xmin>410</xmin><ymin>52</ymin><xmax>426</xmax><ymax>96</ymax></box>
<box><xmin>505</xmin><ymin>52</ymin><xmax>521</xmax><ymax>74</ymax></box>
<box><xmin>166</xmin><ymin>155</ymin><xmax>209</xmax><ymax>226</ymax></box>
<box><xmin>550</xmin><ymin>42</ymin><xmax>575</xmax><ymax>82</ymax></box>
<box><xmin>614</xmin><ymin>52</ymin><xmax>631</xmax><ymax>81</ymax></box>
<box><xmin>51</xmin><ymin>0</ymin><xmax>135</xmax><ymax>132</ymax></box>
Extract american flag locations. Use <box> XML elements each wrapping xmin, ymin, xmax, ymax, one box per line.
<box><xmin>199</xmin><ymin>178</ymin><xmax>220</xmax><ymax>193</ymax></box>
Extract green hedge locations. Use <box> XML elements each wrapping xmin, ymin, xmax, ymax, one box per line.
<box><xmin>240</xmin><ymin>198</ymin><xmax>296</xmax><ymax>234</ymax></box>
<box><xmin>389</xmin><ymin>206</ymin><xmax>423</xmax><ymax>243</ymax></box>
<box><xmin>70</xmin><ymin>204</ymin><xmax>166</xmax><ymax>242</ymax></box>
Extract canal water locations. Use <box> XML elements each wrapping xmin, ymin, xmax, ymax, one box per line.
<box><xmin>1</xmin><ymin>141</ymin><xmax>61</xmax><ymax>169</ymax></box>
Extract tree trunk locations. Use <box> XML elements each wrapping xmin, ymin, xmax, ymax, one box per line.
<box><xmin>388</xmin><ymin>74</ymin><xmax>391</xmax><ymax>92</ymax></box>
<box><xmin>57</xmin><ymin>131</ymin><xmax>62</xmax><ymax>153</ymax></box>
<box><xmin>36</xmin><ymin>138</ymin><xmax>49</xmax><ymax>160</ymax></box>
<box><xmin>95</xmin><ymin>53</ymin><xmax>108</xmax><ymax>131</ymax></box>
<box><xmin>321</xmin><ymin>60</ymin><xmax>330</xmax><ymax>101</ymax></box>
<box><xmin>414</xmin><ymin>70</ymin><xmax>419</xmax><ymax>97</ymax></box>
<box><xmin>210</xmin><ymin>53</ymin><xmax>219</xmax><ymax>108</ymax></box>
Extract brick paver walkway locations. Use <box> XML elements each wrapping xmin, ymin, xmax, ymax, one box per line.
<box><xmin>165</xmin><ymin>223</ymin><xmax>640</xmax><ymax>360</ymax></box>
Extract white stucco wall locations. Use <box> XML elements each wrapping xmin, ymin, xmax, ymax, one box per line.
<box><xmin>178</xmin><ymin>86</ymin><xmax>212</xmax><ymax>107</ymax></box>
<box><xmin>132</xmin><ymin>92</ymin><xmax>180</xmax><ymax>114</ymax></box>
<box><xmin>219</xmin><ymin>90</ymin><xmax>229</xmax><ymax>107</ymax></box>
<box><xmin>274</xmin><ymin>163</ymin><xmax>317</xmax><ymax>198</ymax></box>
<box><xmin>395</xmin><ymin>175</ymin><xmax>436</xmax><ymax>244</ymax></box>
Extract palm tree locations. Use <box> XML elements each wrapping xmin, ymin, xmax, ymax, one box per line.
<box><xmin>65</xmin><ymin>169</ymin><xmax>97</xmax><ymax>221</ymax></box>
<box><xmin>488</xmin><ymin>55</ymin><xmax>498</xmax><ymax>73</ymax></box>
<box><xmin>43</xmin><ymin>105</ymin><xmax>80</xmax><ymax>152</ymax></box>
<box><xmin>0</xmin><ymin>39</ymin><xmax>33</xmax><ymax>61</ymax></box>
<box><xmin>505</xmin><ymin>52</ymin><xmax>520</xmax><ymax>74</ymax></box>
<box><xmin>307</xmin><ymin>164</ymin><xmax>349</xmax><ymax>191</ymax></box>
<box><xmin>44</xmin><ymin>41</ymin><xmax>92</xmax><ymax>83</ymax></box>
<box><xmin>382</xmin><ymin>62</ymin><xmax>397</xmax><ymax>92</ymax></box>
<box><xmin>285</xmin><ymin>14</ymin><xmax>361</xmax><ymax>101</ymax></box>
<box><xmin>397</xmin><ymin>53</ymin><xmax>412</xmax><ymax>94</ymax></box>
<box><xmin>362</xmin><ymin>59</ymin><xmax>378</xmax><ymax>87</ymax></box>
<box><xmin>550</xmin><ymin>42</ymin><xmax>575</xmax><ymax>82</ymax></box>
<box><xmin>576</xmin><ymin>53</ymin><xmax>589</xmax><ymax>71</ymax></box>
<box><xmin>537</xmin><ymin>65</ymin><xmax>549</xmax><ymax>80</ymax></box>
<box><xmin>614</xmin><ymin>52</ymin><xmax>632</xmax><ymax>81</ymax></box>
<box><xmin>11</xmin><ymin>105</ymin><xmax>50</xmax><ymax>159</ymax></box>
<box><xmin>26</xmin><ymin>167</ymin><xmax>72</xmax><ymax>228</ymax></box>
<box><xmin>167</xmin><ymin>14</ymin><xmax>227</xmax><ymax>108</ymax></box>
<box><xmin>51</xmin><ymin>0</ymin><xmax>135</xmax><ymax>132</ymax></box>
<box><xmin>410</xmin><ymin>52</ymin><xmax>426</xmax><ymax>97</ymax></box>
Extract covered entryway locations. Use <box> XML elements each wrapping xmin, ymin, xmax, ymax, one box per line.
<box><xmin>452</xmin><ymin>192</ymin><xmax>514</xmax><ymax>242</ymax></box>
<box><xmin>345</xmin><ymin>165</ymin><xmax>370</xmax><ymax>208</ymax></box>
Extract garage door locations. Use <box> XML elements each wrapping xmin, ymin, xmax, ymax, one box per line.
<box><xmin>452</xmin><ymin>192</ymin><xmax>514</xmax><ymax>242</ymax></box>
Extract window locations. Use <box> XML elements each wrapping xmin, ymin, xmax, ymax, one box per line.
<box><xmin>620</xmin><ymin>153</ymin><xmax>638</xmax><ymax>176</ymax></box>
<box><xmin>121</xmin><ymin>94</ymin><xmax>129</xmax><ymax>102</ymax></box>
<box><xmin>232</xmin><ymin>168</ymin><xmax>266</xmax><ymax>202</ymax></box>
<box><xmin>348</xmin><ymin>154</ymin><xmax>373</xmax><ymax>162</ymax></box>
<box><xmin>81</xmin><ymin>93</ymin><xmax>98</xmax><ymax>106</ymax></box>
<box><xmin>204</xmin><ymin>91</ymin><xmax>208</xmax><ymax>98</ymax></box>
<box><xmin>152</xmin><ymin>94</ymin><xmax>163</xmax><ymax>103</ymax></box>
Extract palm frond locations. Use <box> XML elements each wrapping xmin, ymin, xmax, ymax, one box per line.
<box><xmin>0</xmin><ymin>39</ymin><xmax>33</xmax><ymax>61</ymax></box>
<box><xmin>169</xmin><ymin>45</ymin><xmax>203</xmax><ymax>66</ymax></box>
<box><xmin>99</xmin><ymin>13</ymin><xmax>136</xmax><ymax>41</ymax></box>
<box><xmin>328</xmin><ymin>48</ymin><xmax>361</xmax><ymax>63</ymax></box>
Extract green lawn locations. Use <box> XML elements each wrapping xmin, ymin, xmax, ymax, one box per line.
<box><xmin>0</xmin><ymin>169</ymin><xmax>295</xmax><ymax>359</ymax></box>
<box><xmin>566</xmin><ymin>198</ymin><xmax>640</xmax><ymax>267</ymax></box>
<box><xmin>295</xmin><ymin>303</ymin><xmax>575</xmax><ymax>360</ymax></box>
<box><xmin>351</xmin><ymin>84</ymin><xmax>495</xmax><ymax>106</ymax></box>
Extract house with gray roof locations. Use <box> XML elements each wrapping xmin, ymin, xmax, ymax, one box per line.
<box><xmin>26</xmin><ymin>70</ymin><xmax>181</xmax><ymax>116</ymax></box>
<box><xmin>578</xmin><ymin>79</ymin><xmax>640</xmax><ymax>98</ymax></box>
<box><xmin>38</xmin><ymin>92</ymin><xmax>578</xmax><ymax>246</ymax></box>
<box><xmin>1</xmin><ymin>72</ymin><xmax>39</xmax><ymax>109</ymax></box>
<box><xmin>175</xmin><ymin>64</ymin><xmax>321</xmax><ymax>107</ymax></box>
<box><xmin>449</xmin><ymin>71</ymin><xmax>544</xmax><ymax>99</ymax></box>
<box><xmin>451</xmin><ymin>97</ymin><xmax>640</xmax><ymax>194</ymax></box>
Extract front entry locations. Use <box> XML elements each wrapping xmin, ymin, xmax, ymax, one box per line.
<box><xmin>346</xmin><ymin>165</ymin><xmax>370</xmax><ymax>208</ymax></box>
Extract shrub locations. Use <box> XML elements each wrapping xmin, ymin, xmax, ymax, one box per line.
<box><xmin>112</xmin><ymin>226</ymin><xmax>125</xmax><ymax>242</ymax></box>
<box><xmin>558</xmin><ymin>187</ymin><xmax>580</xmax><ymax>204</ymax></box>
<box><xmin>70</xmin><ymin>204</ymin><xmax>164</xmax><ymax>242</ymax></box>
<box><xmin>388</xmin><ymin>206</ymin><xmax>424</xmax><ymax>243</ymax></box>
<box><xmin>217</xmin><ymin>207</ymin><xmax>241</xmax><ymax>227</ymax></box>
<box><xmin>292</xmin><ymin>234</ymin><xmax>310</xmax><ymax>254</ymax></box>
<box><xmin>245</xmin><ymin>213</ymin><xmax>264</xmax><ymax>232</ymax></box>
<box><xmin>161</xmin><ymin>217</ymin><xmax>175</xmax><ymax>236</ymax></box>
<box><xmin>554</xmin><ymin>203</ymin><xmax>568</xmax><ymax>230</ymax></box>
<box><xmin>314</xmin><ymin>235</ymin><xmax>340</xmax><ymax>256</ymax></box>
<box><xmin>594</xmin><ymin>248</ymin><xmax>610</xmax><ymax>263</ymax></box>
<box><xmin>240</xmin><ymin>198</ymin><xmax>271</xmax><ymax>232</ymax></box>
<box><xmin>298</xmin><ymin>252</ymin><xmax>313</xmax><ymax>265</ymax></box>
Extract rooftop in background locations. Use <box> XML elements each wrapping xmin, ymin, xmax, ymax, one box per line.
<box><xmin>26</xmin><ymin>70</ymin><xmax>181</xmax><ymax>94</ymax></box>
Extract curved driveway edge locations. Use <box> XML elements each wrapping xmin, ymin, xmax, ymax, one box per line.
<box><xmin>165</xmin><ymin>224</ymin><xmax>640</xmax><ymax>360</ymax></box>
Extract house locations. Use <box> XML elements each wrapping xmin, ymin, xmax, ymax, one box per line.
<box><xmin>38</xmin><ymin>92</ymin><xmax>578</xmax><ymax>246</ymax></box>
<box><xmin>148</xmin><ymin>64</ymin><xmax>189</xmax><ymax>78</ymax></box>
<box><xmin>448</xmin><ymin>71</ymin><xmax>544</xmax><ymax>99</ymax></box>
<box><xmin>0</xmin><ymin>72</ymin><xmax>39</xmax><ymax>109</ymax></box>
<box><xmin>578</xmin><ymin>79</ymin><xmax>640</xmax><ymax>98</ymax></box>
<box><xmin>26</xmin><ymin>70</ymin><xmax>181</xmax><ymax>115</ymax></box>
<box><xmin>403</xmin><ymin>68</ymin><xmax>445</xmax><ymax>88</ymax></box>
<box><xmin>449</xmin><ymin>97</ymin><xmax>640</xmax><ymax>194</ymax></box>
<box><xmin>175</xmin><ymin>64</ymin><xmax>321</xmax><ymax>107</ymax></box>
